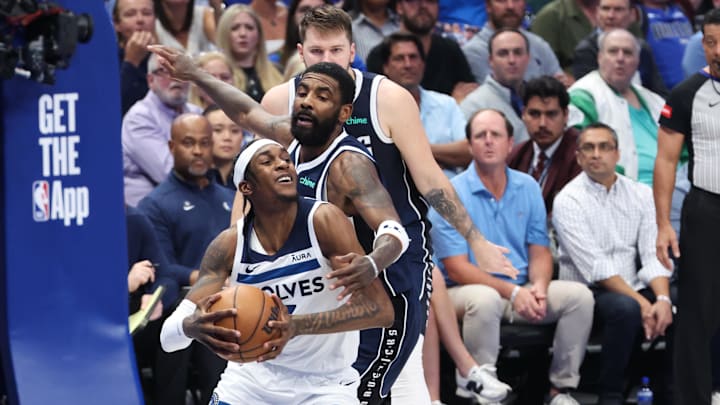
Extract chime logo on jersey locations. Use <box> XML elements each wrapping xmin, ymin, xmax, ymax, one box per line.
<box><xmin>346</xmin><ymin>116</ymin><xmax>368</xmax><ymax>125</ymax></box>
<box><xmin>32</xmin><ymin>180</ymin><xmax>50</xmax><ymax>222</ymax></box>
<box><xmin>299</xmin><ymin>176</ymin><xmax>316</xmax><ymax>189</ymax></box>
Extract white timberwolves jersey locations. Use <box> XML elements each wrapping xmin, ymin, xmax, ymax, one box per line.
<box><xmin>226</xmin><ymin>198</ymin><xmax>359</xmax><ymax>374</ymax></box>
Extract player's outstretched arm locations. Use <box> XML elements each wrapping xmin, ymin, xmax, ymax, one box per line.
<box><xmin>258</xmin><ymin>203</ymin><xmax>394</xmax><ymax>361</ymax></box>
<box><xmin>160</xmin><ymin>227</ymin><xmax>241</xmax><ymax>357</ymax></box>
<box><xmin>147</xmin><ymin>45</ymin><xmax>294</xmax><ymax>147</ymax></box>
<box><xmin>376</xmin><ymin>80</ymin><xmax>518</xmax><ymax>279</ymax></box>
<box><xmin>325</xmin><ymin>152</ymin><xmax>405</xmax><ymax>299</ymax></box>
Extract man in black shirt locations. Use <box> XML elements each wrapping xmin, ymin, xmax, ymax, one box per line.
<box><xmin>365</xmin><ymin>0</ymin><xmax>478</xmax><ymax>102</ymax></box>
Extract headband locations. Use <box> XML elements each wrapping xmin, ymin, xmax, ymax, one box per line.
<box><xmin>233</xmin><ymin>139</ymin><xmax>283</xmax><ymax>189</ymax></box>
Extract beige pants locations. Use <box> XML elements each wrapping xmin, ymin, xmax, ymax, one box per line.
<box><xmin>448</xmin><ymin>280</ymin><xmax>594</xmax><ymax>389</ymax></box>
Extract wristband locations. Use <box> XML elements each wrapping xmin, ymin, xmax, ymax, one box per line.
<box><xmin>373</xmin><ymin>220</ymin><xmax>410</xmax><ymax>262</ymax></box>
<box><xmin>365</xmin><ymin>255</ymin><xmax>380</xmax><ymax>278</ymax></box>
<box><xmin>160</xmin><ymin>299</ymin><xmax>196</xmax><ymax>352</ymax></box>
<box><xmin>656</xmin><ymin>295</ymin><xmax>672</xmax><ymax>305</ymax></box>
<box><xmin>509</xmin><ymin>285</ymin><xmax>521</xmax><ymax>305</ymax></box>
<box><xmin>508</xmin><ymin>286</ymin><xmax>521</xmax><ymax>323</ymax></box>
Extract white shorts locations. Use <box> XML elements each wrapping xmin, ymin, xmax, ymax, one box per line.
<box><xmin>212</xmin><ymin>361</ymin><xmax>360</xmax><ymax>405</ymax></box>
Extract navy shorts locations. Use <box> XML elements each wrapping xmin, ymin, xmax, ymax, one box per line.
<box><xmin>353</xmin><ymin>252</ymin><xmax>432</xmax><ymax>405</ymax></box>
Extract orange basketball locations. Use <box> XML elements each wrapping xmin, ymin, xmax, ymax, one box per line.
<box><xmin>209</xmin><ymin>284</ymin><xmax>282</xmax><ymax>362</ymax></box>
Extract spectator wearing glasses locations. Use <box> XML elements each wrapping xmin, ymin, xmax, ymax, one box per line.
<box><xmin>569</xmin><ymin>28</ymin><xmax>689</xmax><ymax>233</ymax></box>
<box><xmin>122</xmin><ymin>53</ymin><xmax>202</xmax><ymax>207</ymax></box>
<box><xmin>553</xmin><ymin>123</ymin><xmax>676</xmax><ymax>405</ymax></box>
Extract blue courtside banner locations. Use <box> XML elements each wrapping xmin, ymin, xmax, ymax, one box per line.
<box><xmin>1</xmin><ymin>1</ymin><xmax>142</xmax><ymax>404</ymax></box>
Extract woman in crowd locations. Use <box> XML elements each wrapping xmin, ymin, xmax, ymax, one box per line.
<box><xmin>203</xmin><ymin>105</ymin><xmax>248</xmax><ymax>190</ymax></box>
<box><xmin>154</xmin><ymin>0</ymin><xmax>222</xmax><ymax>55</ymax></box>
<box><xmin>250</xmin><ymin>0</ymin><xmax>289</xmax><ymax>55</ymax></box>
<box><xmin>189</xmin><ymin>51</ymin><xmax>237</xmax><ymax>109</ymax></box>
<box><xmin>216</xmin><ymin>4</ymin><xmax>284</xmax><ymax>102</ymax></box>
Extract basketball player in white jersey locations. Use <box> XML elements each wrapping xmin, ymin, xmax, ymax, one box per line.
<box><xmin>160</xmin><ymin>139</ymin><xmax>395</xmax><ymax>404</ymax></box>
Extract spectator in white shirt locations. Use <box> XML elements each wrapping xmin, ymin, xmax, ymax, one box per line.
<box><xmin>553</xmin><ymin>122</ymin><xmax>675</xmax><ymax>405</ymax></box>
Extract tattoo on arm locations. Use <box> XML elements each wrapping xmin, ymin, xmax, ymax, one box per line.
<box><xmin>292</xmin><ymin>297</ymin><xmax>382</xmax><ymax>335</ymax></box>
<box><xmin>340</xmin><ymin>153</ymin><xmax>396</xmax><ymax>210</ymax></box>
<box><xmin>192</xmin><ymin>232</ymin><xmax>234</xmax><ymax>293</ymax></box>
<box><xmin>253</xmin><ymin>117</ymin><xmax>292</xmax><ymax>146</ymax></box>
<box><xmin>424</xmin><ymin>188</ymin><xmax>481</xmax><ymax>241</ymax></box>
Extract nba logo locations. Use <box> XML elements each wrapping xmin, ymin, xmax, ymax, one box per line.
<box><xmin>32</xmin><ymin>180</ymin><xmax>50</xmax><ymax>222</ymax></box>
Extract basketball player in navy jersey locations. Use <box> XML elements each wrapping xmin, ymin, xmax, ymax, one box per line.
<box><xmin>159</xmin><ymin>139</ymin><xmax>395</xmax><ymax>404</ymax></box>
<box><xmin>150</xmin><ymin>12</ymin><xmax>518</xmax><ymax>400</ymax></box>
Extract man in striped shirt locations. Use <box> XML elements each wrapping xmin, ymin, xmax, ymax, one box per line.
<box><xmin>553</xmin><ymin>123</ymin><xmax>674</xmax><ymax>405</ymax></box>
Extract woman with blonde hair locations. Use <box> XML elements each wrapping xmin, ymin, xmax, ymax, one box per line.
<box><xmin>189</xmin><ymin>51</ymin><xmax>236</xmax><ymax>109</ymax></box>
<box><xmin>216</xmin><ymin>4</ymin><xmax>283</xmax><ymax>102</ymax></box>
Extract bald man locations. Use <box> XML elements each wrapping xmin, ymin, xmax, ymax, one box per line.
<box><xmin>137</xmin><ymin>113</ymin><xmax>235</xmax><ymax>405</ymax></box>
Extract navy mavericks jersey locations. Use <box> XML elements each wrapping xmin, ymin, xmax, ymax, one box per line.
<box><xmin>228</xmin><ymin>197</ymin><xmax>358</xmax><ymax>373</ymax></box>
<box><xmin>289</xmin><ymin>71</ymin><xmax>433</xmax><ymax>296</ymax></box>
<box><xmin>292</xmin><ymin>70</ymin><xmax>430</xmax><ymax>235</ymax></box>
<box><xmin>288</xmin><ymin>132</ymin><xmax>374</xmax><ymax>201</ymax></box>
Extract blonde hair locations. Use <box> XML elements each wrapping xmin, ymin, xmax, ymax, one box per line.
<box><xmin>216</xmin><ymin>5</ymin><xmax>283</xmax><ymax>95</ymax></box>
<box><xmin>189</xmin><ymin>52</ymin><xmax>237</xmax><ymax>109</ymax></box>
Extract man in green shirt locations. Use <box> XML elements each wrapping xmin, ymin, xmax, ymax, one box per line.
<box><xmin>568</xmin><ymin>28</ymin><xmax>688</xmax><ymax>231</ymax></box>
<box><xmin>531</xmin><ymin>0</ymin><xmax>596</xmax><ymax>72</ymax></box>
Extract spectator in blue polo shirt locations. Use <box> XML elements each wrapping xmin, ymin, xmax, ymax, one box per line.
<box><xmin>137</xmin><ymin>113</ymin><xmax>234</xmax><ymax>405</ymax></box>
<box><xmin>428</xmin><ymin>108</ymin><xmax>594</xmax><ymax>405</ymax></box>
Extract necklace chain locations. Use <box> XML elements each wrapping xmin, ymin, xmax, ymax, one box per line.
<box><xmin>712</xmin><ymin>75</ymin><xmax>720</xmax><ymax>96</ymax></box>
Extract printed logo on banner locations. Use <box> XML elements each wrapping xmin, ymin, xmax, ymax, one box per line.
<box><xmin>33</xmin><ymin>92</ymin><xmax>91</xmax><ymax>227</ymax></box>
<box><xmin>32</xmin><ymin>180</ymin><xmax>50</xmax><ymax>221</ymax></box>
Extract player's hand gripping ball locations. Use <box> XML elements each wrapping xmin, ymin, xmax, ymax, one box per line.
<box><xmin>209</xmin><ymin>285</ymin><xmax>282</xmax><ymax>362</ymax></box>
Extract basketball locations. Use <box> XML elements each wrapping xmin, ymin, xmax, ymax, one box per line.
<box><xmin>209</xmin><ymin>284</ymin><xmax>282</xmax><ymax>362</ymax></box>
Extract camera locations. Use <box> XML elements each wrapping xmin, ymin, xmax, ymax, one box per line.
<box><xmin>0</xmin><ymin>0</ymin><xmax>93</xmax><ymax>84</ymax></box>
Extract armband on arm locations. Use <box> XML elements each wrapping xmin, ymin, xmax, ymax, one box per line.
<box><xmin>373</xmin><ymin>220</ymin><xmax>410</xmax><ymax>263</ymax></box>
<box><xmin>159</xmin><ymin>299</ymin><xmax>196</xmax><ymax>352</ymax></box>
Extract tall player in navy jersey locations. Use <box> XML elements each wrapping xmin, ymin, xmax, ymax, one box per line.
<box><xmin>150</xmin><ymin>9</ymin><xmax>517</xmax><ymax>400</ymax></box>
<box><xmin>159</xmin><ymin>139</ymin><xmax>394</xmax><ymax>404</ymax></box>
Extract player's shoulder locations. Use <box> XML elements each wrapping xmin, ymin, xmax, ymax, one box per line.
<box><xmin>261</xmin><ymin>80</ymin><xmax>292</xmax><ymax>114</ymax></box>
<box><xmin>376</xmin><ymin>77</ymin><xmax>418</xmax><ymax>109</ymax></box>
<box><xmin>310</xmin><ymin>198</ymin><xmax>344</xmax><ymax>222</ymax></box>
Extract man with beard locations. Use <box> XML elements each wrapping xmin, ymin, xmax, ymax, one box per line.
<box><xmin>137</xmin><ymin>113</ymin><xmax>234</xmax><ymax>405</ymax></box>
<box><xmin>122</xmin><ymin>53</ymin><xmax>202</xmax><ymax>206</ymax></box>
<box><xmin>365</xmin><ymin>0</ymin><xmax>478</xmax><ymax>101</ymax></box>
<box><xmin>461</xmin><ymin>0</ymin><xmax>566</xmax><ymax>86</ymax></box>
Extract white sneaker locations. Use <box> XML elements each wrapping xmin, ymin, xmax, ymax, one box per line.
<box><xmin>712</xmin><ymin>391</ymin><xmax>720</xmax><ymax>405</ymax></box>
<box><xmin>547</xmin><ymin>393</ymin><xmax>580</xmax><ymax>405</ymax></box>
<box><xmin>456</xmin><ymin>364</ymin><xmax>512</xmax><ymax>404</ymax></box>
